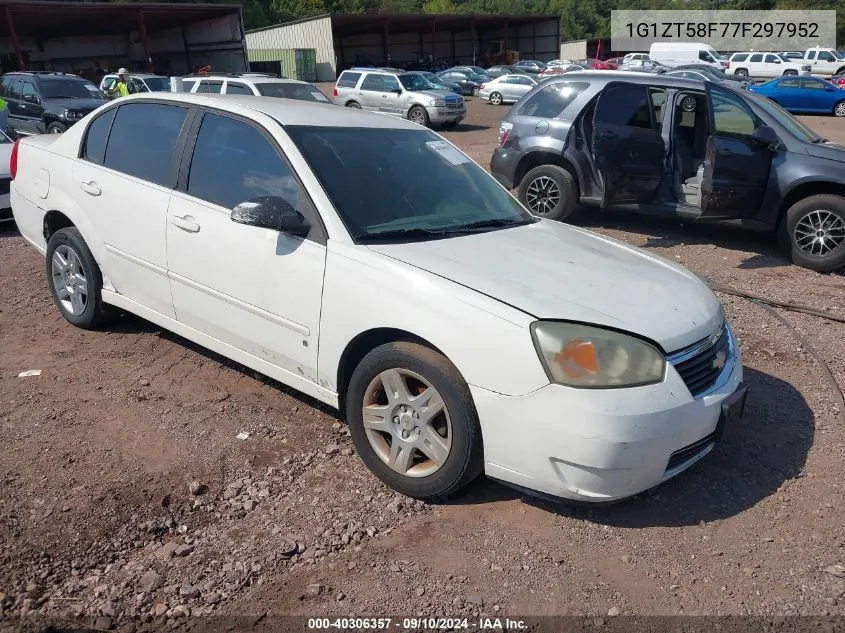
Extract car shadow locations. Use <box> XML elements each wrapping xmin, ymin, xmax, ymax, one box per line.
<box><xmin>452</xmin><ymin>367</ymin><xmax>814</xmax><ymax>527</ymax></box>
<box><xmin>571</xmin><ymin>208</ymin><xmax>790</xmax><ymax>270</ymax></box>
<box><xmin>0</xmin><ymin>222</ymin><xmax>19</xmax><ymax>238</ymax></box>
<box><xmin>451</xmin><ymin>123</ymin><xmax>489</xmax><ymax>132</ymax></box>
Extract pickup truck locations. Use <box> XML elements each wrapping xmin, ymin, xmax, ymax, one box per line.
<box><xmin>799</xmin><ymin>47</ymin><xmax>845</xmax><ymax>77</ymax></box>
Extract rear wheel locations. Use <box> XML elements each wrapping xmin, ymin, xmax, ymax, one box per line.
<box><xmin>489</xmin><ymin>91</ymin><xmax>503</xmax><ymax>106</ymax></box>
<box><xmin>783</xmin><ymin>69</ymin><xmax>798</xmax><ymax>76</ymax></box>
<box><xmin>346</xmin><ymin>101</ymin><xmax>361</xmax><ymax>109</ymax></box>
<box><xmin>834</xmin><ymin>101</ymin><xmax>845</xmax><ymax>117</ymax></box>
<box><xmin>408</xmin><ymin>105</ymin><xmax>430</xmax><ymax>127</ymax></box>
<box><xmin>345</xmin><ymin>342</ymin><xmax>483</xmax><ymax>500</ymax></box>
<box><xmin>47</xmin><ymin>122</ymin><xmax>66</xmax><ymax>134</ymax></box>
<box><xmin>783</xmin><ymin>194</ymin><xmax>845</xmax><ymax>272</ymax></box>
<box><xmin>518</xmin><ymin>164</ymin><xmax>577</xmax><ymax>222</ymax></box>
<box><xmin>472</xmin><ymin>86</ymin><xmax>480</xmax><ymax>97</ymax></box>
<box><xmin>734</xmin><ymin>68</ymin><xmax>749</xmax><ymax>77</ymax></box>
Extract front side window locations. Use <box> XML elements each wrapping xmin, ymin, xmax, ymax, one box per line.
<box><xmin>187</xmin><ymin>113</ymin><xmax>298</xmax><ymax>211</ymax></box>
<box><xmin>103</xmin><ymin>102</ymin><xmax>188</xmax><ymax>187</ymax></box>
<box><xmin>285</xmin><ymin>126</ymin><xmax>533</xmax><ymax>241</ymax></box>
<box><xmin>129</xmin><ymin>78</ymin><xmax>148</xmax><ymax>93</ymax></box>
<box><xmin>20</xmin><ymin>80</ymin><xmax>39</xmax><ymax>102</ymax></box>
<box><xmin>382</xmin><ymin>75</ymin><xmax>402</xmax><ymax>92</ymax></box>
<box><xmin>818</xmin><ymin>51</ymin><xmax>835</xmax><ymax>62</ymax></box>
<box><xmin>518</xmin><ymin>81</ymin><xmax>588</xmax><ymax>118</ymax></box>
<box><xmin>82</xmin><ymin>107</ymin><xmax>117</xmax><ymax>164</ymax></box>
<box><xmin>398</xmin><ymin>74</ymin><xmax>431</xmax><ymax>91</ymax></box>
<box><xmin>699</xmin><ymin>50</ymin><xmax>713</xmax><ymax>62</ymax></box>
<box><xmin>711</xmin><ymin>90</ymin><xmax>757</xmax><ymax>138</ymax></box>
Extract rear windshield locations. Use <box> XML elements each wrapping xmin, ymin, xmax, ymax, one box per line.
<box><xmin>39</xmin><ymin>78</ymin><xmax>105</xmax><ymax>100</ymax></box>
<box><xmin>256</xmin><ymin>82</ymin><xmax>331</xmax><ymax>102</ymax></box>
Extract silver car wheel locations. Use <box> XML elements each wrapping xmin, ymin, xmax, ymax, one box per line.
<box><xmin>409</xmin><ymin>108</ymin><xmax>426</xmax><ymax>125</ymax></box>
<box><xmin>793</xmin><ymin>209</ymin><xmax>845</xmax><ymax>257</ymax></box>
<box><xmin>490</xmin><ymin>92</ymin><xmax>502</xmax><ymax>106</ymax></box>
<box><xmin>835</xmin><ymin>102</ymin><xmax>845</xmax><ymax>117</ymax></box>
<box><xmin>51</xmin><ymin>244</ymin><xmax>89</xmax><ymax>316</ymax></box>
<box><xmin>361</xmin><ymin>368</ymin><xmax>452</xmax><ymax>478</ymax></box>
<box><xmin>526</xmin><ymin>176</ymin><xmax>561</xmax><ymax>215</ymax></box>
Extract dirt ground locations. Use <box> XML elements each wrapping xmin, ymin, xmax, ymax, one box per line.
<box><xmin>1</xmin><ymin>94</ymin><xmax>844</xmax><ymax>632</ymax></box>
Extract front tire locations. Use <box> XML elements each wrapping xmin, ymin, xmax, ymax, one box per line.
<box><xmin>345</xmin><ymin>342</ymin><xmax>484</xmax><ymax>500</ymax></box>
<box><xmin>783</xmin><ymin>69</ymin><xmax>797</xmax><ymax>76</ymax></box>
<box><xmin>345</xmin><ymin>101</ymin><xmax>361</xmax><ymax>109</ymax></box>
<box><xmin>408</xmin><ymin>105</ymin><xmax>430</xmax><ymax>127</ymax></box>
<box><xmin>518</xmin><ymin>164</ymin><xmax>578</xmax><ymax>222</ymax></box>
<box><xmin>472</xmin><ymin>86</ymin><xmax>480</xmax><ymax>97</ymax></box>
<box><xmin>489</xmin><ymin>91</ymin><xmax>503</xmax><ymax>106</ymax></box>
<box><xmin>47</xmin><ymin>122</ymin><xmax>66</xmax><ymax>134</ymax></box>
<box><xmin>45</xmin><ymin>227</ymin><xmax>115</xmax><ymax>329</ymax></box>
<box><xmin>834</xmin><ymin>101</ymin><xmax>845</xmax><ymax>117</ymax></box>
<box><xmin>783</xmin><ymin>194</ymin><xmax>845</xmax><ymax>272</ymax></box>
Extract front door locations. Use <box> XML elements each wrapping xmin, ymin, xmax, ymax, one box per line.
<box><xmin>773</xmin><ymin>77</ymin><xmax>803</xmax><ymax>109</ymax></box>
<box><xmin>700</xmin><ymin>83</ymin><xmax>772</xmax><ymax>219</ymax></box>
<box><xmin>591</xmin><ymin>82</ymin><xmax>665</xmax><ymax>207</ymax></box>
<box><xmin>166</xmin><ymin>110</ymin><xmax>326</xmax><ymax>385</ymax></box>
<box><xmin>379</xmin><ymin>74</ymin><xmax>405</xmax><ymax>116</ymax></box>
<box><xmin>18</xmin><ymin>79</ymin><xmax>45</xmax><ymax>134</ymax></box>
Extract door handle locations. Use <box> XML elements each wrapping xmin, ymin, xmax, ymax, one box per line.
<box><xmin>79</xmin><ymin>181</ymin><xmax>101</xmax><ymax>196</ymax></box>
<box><xmin>599</xmin><ymin>131</ymin><xmax>617</xmax><ymax>140</ymax></box>
<box><xmin>172</xmin><ymin>215</ymin><xmax>200</xmax><ymax>233</ymax></box>
<box><xmin>716</xmin><ymin>149</ymin><xmax>733</xmax><ymax>156</ymax></box>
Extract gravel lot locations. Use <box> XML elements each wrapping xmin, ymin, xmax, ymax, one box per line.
<box><xmin>1</xmin><ymin>94</ymin><xmax>844</xmax><ymax>631</ymax></box>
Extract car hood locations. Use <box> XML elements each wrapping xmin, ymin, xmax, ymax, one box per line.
<box><xmin>367</xmin><ymin>220</ymin><xmax>723</xmax><ymax>354</ymax></box>
<box><xmin>805</xmin><ymin>141</ymin><xmax>845</xmax><ymax>163</ymax></box>
<box><xmin>47</xmin><ymin>98</ymin><xmax>106</xmax><ymax>111</ymax></box>
<box><xmin>415</xmin><ymin>89</ymin><xmax>460</xmax><ymax>100</ymax></box>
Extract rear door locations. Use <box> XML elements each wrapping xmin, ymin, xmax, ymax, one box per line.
<box><xmin>700</xmin><ymin>83</ymin><xmax>771</xmax><ymax>218</ymax></box>
<box><xmin>773</xmin><ymin>77</ymin><xmax>803</xmax><ymax>108</ymax></box>
<box><xmin>748</xmin><ymin>53</ymin><xmax>765</xmax><ymax>76</ymax></box>
<box><xmin>357</xmin><ymin>74</ymin><xmax>384</xmax><ymax>112</ymax></box>
<box><xmin>799</xmin><ymin>77</ymin><xmax>835</xmax><ymax>112</ymax></box>
<box><xmin>591</xmin><ymin>82</ymin><xmax>664</xmax><ymax>207</ymax></box>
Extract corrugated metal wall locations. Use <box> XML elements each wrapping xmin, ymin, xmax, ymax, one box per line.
<box><xmin>559</xmin><ymin>39</ymin><xmax>587</xmax><ymax>60</ymax></box>
<box><xmin>246</xmin><ymin>16</ymin><xmax>336</xmax><ymax>82</ymax></box>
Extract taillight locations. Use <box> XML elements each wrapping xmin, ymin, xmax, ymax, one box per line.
<box><xmin>10</xmin><ymin>138</ymin><xmax>19</xmax><ymax>180</ymax></box>
<box><xmin>498</xmin><ymin>122</ymin><xmax>513</xmax><ymax>147</ymax></box>
<box><xmin>480</xmin><ymin>84</ymin><xmax>486</xmax><ymax>90</ymax></box>
<box><xmin>332</xmin><ymin>86</ymin><xmax>338</xmax><ymax>96</ymax></box>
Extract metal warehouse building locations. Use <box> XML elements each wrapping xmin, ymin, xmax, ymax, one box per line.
<box><xmin>0</xmin><ymin>0</ymin><xmax>248</xmax><ymax>76</ymax></box>
<box><xmin>246</xmin><ymin>13</ymin><xmax>561</xmax><ymax>82</ymax></box>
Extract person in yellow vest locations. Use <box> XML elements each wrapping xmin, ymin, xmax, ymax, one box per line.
<box><xmin>109</xmin><ymin>68</ymin><xmax>130</xmax><ymax>98</ymax></box>
<box><xmin>0</xmin><ymin>96</ymin><xmax>8</xmax><ymax>135</ymax></box>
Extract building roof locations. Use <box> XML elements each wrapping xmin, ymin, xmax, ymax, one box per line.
<box><xmin>0</xmin><ymin>0</ymin><xmax>242</xmax><ymax>39</ymax></box>
<box><xmin>248</xmin><ymin>12</ymin><xmax>559</xmax><ymax>37</ymax></box>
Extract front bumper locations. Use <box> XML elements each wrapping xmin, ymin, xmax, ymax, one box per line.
<box><xmin>472</xmin><ymin>329</ymin><xmax>744</xmax><ymax>503</ymax></box>
<box><xmin>427</xmin><ymin>106</ymin><xmax>466</xmax><ymax>124</ymax></box>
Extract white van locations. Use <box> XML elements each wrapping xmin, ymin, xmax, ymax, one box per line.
<box><xmin>648</xmin><ymin>42</ymin><xmax>727</xmax><ymax>69</ymax></box>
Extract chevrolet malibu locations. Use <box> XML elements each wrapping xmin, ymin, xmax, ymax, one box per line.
<box><xmin>10</xmin><ymin>93</ymin><xmax>746</xmax><ymax>503</ymax></box>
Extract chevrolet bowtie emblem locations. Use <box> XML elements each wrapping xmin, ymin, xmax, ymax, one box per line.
<box><xmin>712</xmin><ymin>350</ymin><xmax>727</xmax><ymax>371</ymax></box>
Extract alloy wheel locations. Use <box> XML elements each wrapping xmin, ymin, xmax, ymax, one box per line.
<box><xmin>793</xmin><ymin>209</ymin><xmax>845</xmax><ymax>257</ymax></box>
<box><xmin>361</xmin><ymin>368</ymin><xmax>452</xmax><ymax>478</ymax></box>
<box><xmin>51</xmin><ymin>244</ymin><xmax>89</xmax><ymax>316</ymax></box>
<box><xmin>490</xmin><ymin>92</ymin><xmax>502</xmax><ymax>105</ymax></box>
<box><xmin>526</xmin><ymin>175</ymin><xmax>561</xmax><ymax>215</ymax></box>
<box><xmin>409</xmin><ymin>108</ymin><xmax>425</xmax><ymax>124</ymax></box>
<box><xmin>835</xmin><ymin>102</ymin><xmax>845</xmax><ymax>117</ymax></box>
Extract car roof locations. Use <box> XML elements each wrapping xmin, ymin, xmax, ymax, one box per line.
<box><xmin>120</xmin><ymin>92</ymin><xmax>422</xmax><ymax>130</ymax></box>
<box><xmin>186</xmin><ymin>75</ymin><xmax>307</xmax><ymax>85</ymax></box>
<box><xmin>539</xmin><ymin>70</ymin><xmax>725</xmax><ymax>90</ymax></box>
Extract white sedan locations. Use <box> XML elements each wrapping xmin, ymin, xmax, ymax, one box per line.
<box><xmin>479</xmin><ymin>74</ymin><xmax>538</xmax><ymax>105</ymax></box>
<box><xmin>10</xmin><ymin>93</ymin><xmax>746</xmax><ymax>503</ymax></box>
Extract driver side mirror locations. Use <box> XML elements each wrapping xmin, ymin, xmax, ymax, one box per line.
<box><xmin>231</xmin><ymin>196</ymin><xmax>310</xmax><ymax>237</ymax></box>
<box><xmin>24</xmin><ymin>94</ymin><xmax>39</xmax><ymax>104</ymax></box>
<box><xmin>751</xmin><ymin>125</ymin><xmax>778</xmax><ymax>147</ymax></box>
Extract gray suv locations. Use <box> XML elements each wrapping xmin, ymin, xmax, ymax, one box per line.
<box><xmin>332</xmin><ymin>69</ymin><xmax>465</xmax><ymax>128</ymax></box>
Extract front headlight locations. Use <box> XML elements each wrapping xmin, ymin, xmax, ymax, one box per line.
<box><xmin>531</xmin><ymin>321</ymin><xmax>666</xmax><ymax>388</ymax></box>
<box><xmin>432</xmin><ymin>99</ymin><xmax>446</xmax><ymax>107</ymax></box>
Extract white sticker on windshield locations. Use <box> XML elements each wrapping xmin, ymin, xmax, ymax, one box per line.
<box><xmin>85</xmin><ymin>85</ymin><xmax>99</xmax><ymax>92</ymax></box>
<box><xmin>425</xmin><ymin>140</ymin><xmax>469</xmax><ymax>166</ymax></box>
<box><xmin>311</xmin><ymin>92</ymin><xmax>329</xmax><ymax>101</ymax></box>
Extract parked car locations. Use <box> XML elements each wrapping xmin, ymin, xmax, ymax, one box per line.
<box><xmin>0</xmin><ymin>131</ymin><xmax>13</xmax><ymax>223</ymax></box>
<box><xmin>539</xmin><ymin>65</ymin><xmax>584</xmax><ymax>79</ymax></box>
<box><xmin>437</xmin><ymin>70</ymin><xmax>481</xmax><ymax>96</ymax></box>
<box><xmin>0</xmin><ymin>71</ymin><xmax>106</xmax><ymax>135</ymax></box>
<box><xmin>10</xmin><ymin>91</ymin><xmax>747</xmax><ymax>503</ymax></box>
<box><xmin>575</xmin><ymin>58</ymin><xmax>613</xmax><ymax>70</ymax></box>
<box><xmin>183</xmin><ymin>74</ymin><xmax>332</xmax><ymax>104</ymax></box>
<box><xmin>666</xmin><ymin>68</ymin><xmax>746</xmax><ymax>88</ymax></box>
<box><xmin>780</xmin><ymin>52</ymin><xmax>805</xmax><ymax>60</ymax></box>
<box><xmin>546</xmin><ymin>59</ymin><xmax>576</xmax><ymax>68</ymax></box>
<box><xmin>332</xmin><ymin>69</ymin><xmax>464</xmax><ymax>128</ymax></box>
<box><xmin>485</xmin><ymin>65</ymin><xmax>516</xmax><ymax>78</ymax></box>
<box><xmin>649</xmin><ymin>42</ymin><xmax>726</xmax><ymax>69</ymax></box>
<box><xmin>831</xmin><ymin>72</ymin><xmax>845</xmax><ymax>87</ymax></box>
<box><xmin>406</xmin><ymin>71</ymin><xmax>462</xmax><ymax>95</ymax></box>
<box><xmin>479</xmin><ymin>74</ymin><xmax>538</xmax><ymax>105</ymax></box>
<box><xmin>490</xmin><ymin>72</ymin><xmax>845</xmax><ymax>272</ymax></box>
<box><xmin>605</xmin><ymin>57</ymin><xmax>626</xmax><ymax>67</ymax></box>
<box><xmin>618</xmin><ymin>59</ymin><xmax>670</xmax><ymax>74</ymax></box>
<box><xmin>748</xmin><ymin>75</ymin><xmax>845</xmax><ymax>116</ymax></box>
<box><xmin>670</xmin><ymin>64</ymin><xmax>752</xmax><ymax>86</ymax></box>
<box><xmin>451</xmin><ymin>66</ymin><xmax>491</xmax><ymax>82</ymax></box>
<box><xmin>512</xmin><ymin>60</ymin><xmax>547</xmax><ymax>74</ymax></box>
<box><xmin>100</xmin><ymin>73</ymin><xmax>171</xmax><ymax>98</ymax></box>
<box><xmin>796</xmin><ymin>47</ymin><xmax>845</xmax><ymax>77</ymax></box>
<box><xmin>726</xmin><ymin>52</ymin><xmax>810</xmax><ymax>78</ymax></box>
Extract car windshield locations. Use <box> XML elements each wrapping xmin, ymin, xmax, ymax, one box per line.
<box><xmin>285</xmin><ymin>126</ymin><xmax>534</xmax><ymax>242</ymax></box>
<box><xmin>39</xmin><ymin>78</ymin><xmax>105</xmax><ymax>99</ymax></box>
<box><xmin>399</xmin><ymin>73</ymin><xmax>433</xmax><ymax>91</ymax></box>
<box><xmin>745</xmin><ymin>91</ymin><xmax>821</xmax><ymax>143</ymax></box>
<box><xmin>143</xmin><ymin>77</ymin><xmax>171</xmax><ymax>91</ymax></box>
<box><xmin>256</xmin><ymin>82</ymin><xmax>331</xmax><ymax>102</ymax></box>
<box><xmin>835</xmin><ymin>51</ymin><xmax>845</xmax><ymax>59</ymax></box>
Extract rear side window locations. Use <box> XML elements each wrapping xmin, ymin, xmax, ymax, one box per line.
<box><xmin>196</xmin><ymin>80</ymin><xmax>223</xmax><ymax>94</ymax></box>
<box><xmin>731</xmin><ymin>53</ymin><xmax>748</xmax><ymax>62</ymax></box>
<box><xmin>778</xmin><ymin>78</ymin><xmax>801</xmax><ymax>89</ymax></box>
<box><xmin>518</xmin><ymin>81</ymin><xmax>588</xmax><ymax>118</ymax></box>
<box><xmin>597</xmin><ymin>83</ymin><xmax>653</xmax><ymax>130</ymax></box>
<box><xmin>104</xmin><ymin>103</ymin><xmax>188</xmax><ymax>187</ymax></box>
<box><xmin>82</xmin><ymin>107</ymin><xmax>117</xmax><ymax>164</ymax></box>
<box><xmin>187</xmin><ymin>113</ymin><xmax>299</xmax><ymax>211</ymax></box>
<box><xmin>226</xmin><ymin>82</ymin><xmax>253</xmax><ymax>95</ymax></box>
<box><xmin>765</xmin><ymin>54</ymin><xmax>779</xmax><ymax>63</ymax></box>
<box><xmin>749</xmin><ymin>54</ymin><xmax>763</xmax><ymax>62</ymax></box>
<box><xmin>360</xmin><ymin>75</ymin><xmax>384</xmax><ymax>91</ymax></box>
<box><xmin>337</xmin><ymin>72</ymin><xmax>361</xmax><ymax>88</ymax></box>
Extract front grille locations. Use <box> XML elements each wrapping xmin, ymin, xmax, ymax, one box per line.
<box><xmin>445</xmin><ymin>96</ymin><xmax>463</xmax><ymax>107</ymax></box>
<box><xmin>671</xmin><ymin>324</ymin><xmax>730</xmax><ymax>397</ymax></box>
<box><xmin>665</xmin><ymin>433</ymin><xmax>716</xmax><ymax>472</ymax></box>
<box><xmin>0</xmin><ymin>177</ymin><xmax>10</xmax><ymax>195</ymax></box>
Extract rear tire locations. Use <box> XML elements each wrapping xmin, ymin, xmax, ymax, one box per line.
<box><xmin>346</xmin><ymin>101</ymin><xmax>361</xmax><ymax>109</ymax></box>
<box><xmin>47</xmin><ymin>122</ymin><xmax>66</xmax><ymax>134</ymax></box>
<box><xmin>834</xmin><ymin>101</ymin><xmax>845</xmax><ymax>117</ymax></box>
<box><xmin>518</xmin><ymin>164</ymin><xmax>578</xmax><ymax>222</ymax></box>
<box><xmin>345</xmin><ymin>342</ymin><xmax>484</xmax><ymax>500</ymax></box>
<box><xmin>783</xmin><ymin>69</ymin><xmax>797</xmax><ymax>76</ymax></box>
<box><xmin>489</xmin><ymin>91</ymin><xmax>503</xmax><ymax>106</ymax></box>
<box><xmin>734</xmin><ymin>68</ymin><xmax>749</xmax><ymax>77</ymax></box>
<box><xmin>782</xmin><ymin>194</ymin><xmax>845</xmax><ymax>272</ymax></box>
<box><xmin>472</xmin><ymin>87</ymin><xmax>480</xmax><ymax>97</ymax></box>
<box><xmin>45</xmin><ymin>227</ymin><xmax>116</xmax><ymax>329</ymax></box>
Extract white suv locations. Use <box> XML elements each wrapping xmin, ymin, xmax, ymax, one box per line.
<box><xmin>727</xmin><ymin>52</ymin><xmax>810</xmax><ymax>78</ymax></box>
<box><xmin>182</xmin><ymin>73</ymin><xmax>332</xmax><ymax>104</ymax></box>
<box><xmin>10</xmin><ymin>92</ymin><xmax>744</xmax><ymax>504</ymax></box>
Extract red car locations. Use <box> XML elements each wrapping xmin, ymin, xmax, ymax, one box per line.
<box><xmin>575</xmin><ymin>58</ymin><xmax>613</xmax><ymax>70</ymax></box>
<box><xmin>603</xmin><ymin>57</ymin><xmax>624</xmax><ymax>69</ymax></box>
<box><xmin>832</xmin><ymin>74</ymin><xmax>845</xmax><ymax>86</ymax></box>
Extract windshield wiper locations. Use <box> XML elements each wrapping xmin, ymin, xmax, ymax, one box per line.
<box><xmin>449</xmin><ymin>217</ymin><xmax>535</xmax><ymax>233</ymax></box>
<box><xmin>357</xmin><ymin>227</ymin><xmax>455</xmax><ymax>242</ymax></box>
<box><xmin>812</xmin><ymin>137</ymin><xmax>829</xmax><ymax>143</ymax></box>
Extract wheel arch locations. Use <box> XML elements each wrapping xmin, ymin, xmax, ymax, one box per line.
<box><xmin>777</xmin><ymin>181</ymin><xmax>845</xmax><ymax>225</ymax></box>
<box><xmin>513</xmin><ymin>150</ymin><xmax>580</xmax><ymax>192</ymax></box>
<box><xmin>43</xmin><ymin>209</ymin><xmax>75</xmax><ymax>243</ymax></box>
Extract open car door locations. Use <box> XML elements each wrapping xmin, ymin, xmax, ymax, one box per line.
<box><xmin>592</xmin><ymin>82</ymin><xmax>665</xmax><ymax>207</ymax></box>
<box><xmin>700</xmin><ymin>83</ymin><xmax>772</xmax><ymax>219</ymax></box>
